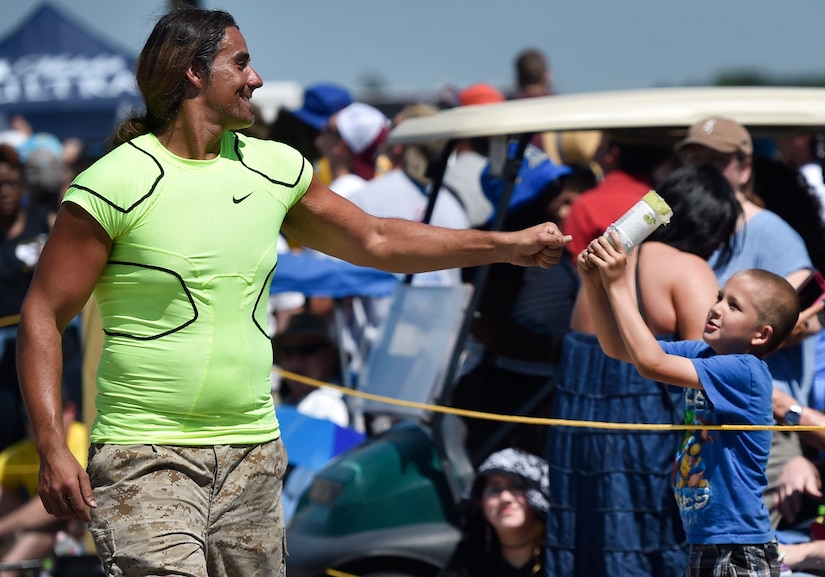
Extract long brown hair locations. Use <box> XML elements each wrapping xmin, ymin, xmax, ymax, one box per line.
<box><xmin>111</xmin><ymin>8</ymin><xmax>237</xmax><ymax>147</ymax></box>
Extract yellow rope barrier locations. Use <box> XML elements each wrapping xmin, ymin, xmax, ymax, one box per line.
<box><xmin>0</xmin><ymin>314</ymin><xmax>20</xmax><ymax>329</ymax></box>
<box><xmin>274</xmin><ymin>367</ymin><xmax>825</xmax><ymax>432</ymax></box>
<box><xmin>325</xmin><ymin>570</ymin><xmax>360</xmax><ymax>577</ymax></box>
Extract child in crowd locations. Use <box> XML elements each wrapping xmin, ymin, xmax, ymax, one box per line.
<box><xmin>580</xmin><ymin>232</ymin><xmax>800</xmax><ymax>576</ymax></box>
<box><xmin>439</xmin><ymin>448</ymin><xmax>548</xmax><ymax>577</ymax></box>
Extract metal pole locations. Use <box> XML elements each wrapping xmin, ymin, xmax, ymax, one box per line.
<box><xmin>431</xmin><ymin>132</ymin><xmax>534</xmax><ymax>500</ymax></box>
<box><xmin>402</xmin><ymin>139</ymin><xmax>457</xmax><ymax>285</ymax></box>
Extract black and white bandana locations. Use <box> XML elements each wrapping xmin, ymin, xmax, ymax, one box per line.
<box><xmin>463</xmin><ymin>448</ymin><xmax>550</xmax><ymax>516</ymax></box>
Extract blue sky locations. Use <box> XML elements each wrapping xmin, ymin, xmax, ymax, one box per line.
<box><xmin>2</xmin><ymin>0</ymin><xmax>823</xmax><ymax>98</ymax></box>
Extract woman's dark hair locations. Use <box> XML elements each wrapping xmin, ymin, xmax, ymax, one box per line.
<box><xmin>613</xmin><ymin>140</ymin><xmax>672</xmax><ymax>178</ymax></box>
<box><xmin>0</xmin><ymin>144</ymin><xmax>22</xmax><ymax>171</ymax></box>
<box><xmin>749</xmin><ymin>156</ymin><xmax>825</xmax><ymax>274</ymax></box>
<box><xmin>647</xmin><ymin>163</ymin><xmax>742</xmax><ymax>271</ymax></box>
<box><xmin>112</xmin><ymin>8</ymin><xmax>237</xmax><ymax>147</ymax></box>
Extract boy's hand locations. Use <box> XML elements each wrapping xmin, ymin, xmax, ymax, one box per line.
<box><xmin>586</xmin><ymin>232</ymin><xmax>627</xmax><ymax>288</ymax></box>
<box><xmin>576</xmin><ymin>246</ymin><xmax>600</xmax><ymax>280</ymax></box>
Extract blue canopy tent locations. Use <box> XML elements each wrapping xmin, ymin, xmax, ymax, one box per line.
<box><xmin>0</xmin><ymin>3</ymin><xmax>144</xmax><ymax>152</ymax></box>
<box><xmin>270</xmin><ymin>252</ymin><xmax>400</xmax><ymax>298</ymax></box>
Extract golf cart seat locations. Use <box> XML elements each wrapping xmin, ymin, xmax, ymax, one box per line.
<box><xmin>351</xmin><ymin>283</ymin><xmax>474</xmax><ymax>424</ymax></box>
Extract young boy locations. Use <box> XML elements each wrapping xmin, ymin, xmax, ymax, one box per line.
<box><xmin>580</xmin><ymin>232</ymin><xmax>800</xmax><ymax>577</ymax></box>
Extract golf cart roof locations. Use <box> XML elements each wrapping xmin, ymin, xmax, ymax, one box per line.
<box><xmin>388</xmin><ymin>86</ymin><xmax>825</xmax><ymax>144</ymax></box>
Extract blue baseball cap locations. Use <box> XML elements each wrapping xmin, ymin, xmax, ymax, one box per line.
<box><xmin>291</xmin><ymin>83</ymin><xmax>353</xmax><ymax>130</ymax></box>
<box><xmin>17</xmin><ymin>132</ymin><xmax>63</xmax><ymax>162</ymax></box>
<box><xmin>481</xmin><ymin>143</ymin><xmax>571</xmax><ymax>222</ymax></box>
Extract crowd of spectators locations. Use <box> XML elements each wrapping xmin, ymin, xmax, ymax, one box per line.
<box><xmin>4</xmin><ymin>37</ymin><xmax>825</xmax><ymax>577</ymax></box>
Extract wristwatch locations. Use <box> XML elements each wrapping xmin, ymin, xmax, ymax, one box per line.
<box><xmin>784</xmin><ymin>404</ymin><xmax>804</xmax><ymax>426</ymax></box>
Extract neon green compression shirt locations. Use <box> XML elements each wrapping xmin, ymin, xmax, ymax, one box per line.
<box><xmin>63</xmin><ymin>132</ymin><xmax>312</xmax><ymax>445</ymax></box>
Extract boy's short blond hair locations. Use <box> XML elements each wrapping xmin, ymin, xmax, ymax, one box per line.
<box><xmin>733</xmin><ymin>269</ymin><xmax>800</xmax><ymax>356</ymax></box>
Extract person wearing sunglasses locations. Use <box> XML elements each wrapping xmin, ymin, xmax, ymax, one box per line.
<box><xmin>272</xmin><ymin>311</ymin><xmax>348</xmax><ymax>428</ymax></box>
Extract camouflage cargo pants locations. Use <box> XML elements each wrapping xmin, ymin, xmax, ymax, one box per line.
<box><xmin>87</xmin><ymin>439</ymin><xmax>288</xmax><ymax>577</ymax></box>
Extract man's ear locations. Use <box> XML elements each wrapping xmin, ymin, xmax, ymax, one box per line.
<box><xmin>185</xmin><ymin>62</ymin><xmax>206</xmax><ymax>90</ymax></box>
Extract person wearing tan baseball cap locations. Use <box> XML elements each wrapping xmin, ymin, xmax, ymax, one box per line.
<box><xmin>676</xmin><ymin>117</ymin><xmax>753</xmax><ymax>156</ymax></box>
<box><xmin>675</xmin><ymin>116</ymin><xmax>753</xmax><ymax>195</ymax></box>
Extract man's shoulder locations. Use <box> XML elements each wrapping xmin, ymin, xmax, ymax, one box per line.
<box><xmin>81</xmin><ymin>134</ymin><xmax>152</xmax><ymax>169</ymax></box>
<box><xmin>233</xmin><ymin>132</ymin><xmax>299</xmax><ymax>155</ymax></box>
<box><xmin>67</xmin><ymin>135</ymin><xmax>166</xmax><ymax>209</ymax></box>
<box><xmin>233</xmin><ymin>133</ymin><xmax>309</xmax><ymax>184</ymax></box>
<box><xmin>75</xmin><ymin>133</ymin><xmax>160</xmax><ymax>181</ymax></box>
<box><xmin>233</xmin><ymin>133</ymin><xmax>306</xmax><ymax>169</ymax></box>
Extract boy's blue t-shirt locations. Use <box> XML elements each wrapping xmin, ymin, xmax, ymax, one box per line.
<box><xmin>660</xmin><ymin>340</ymin><xmax>774</xmax><ymax>545</ymax></box>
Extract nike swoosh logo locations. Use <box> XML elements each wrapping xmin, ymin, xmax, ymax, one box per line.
<box><xmin>233</xmin><ymin>192</ymin><xmax>253</xmax><ymax>204</ymax></box>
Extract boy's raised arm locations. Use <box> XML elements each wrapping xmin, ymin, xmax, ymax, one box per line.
<box><xmin>588</xmin><ymin>235</ymin><xmax>702</xmax><ymax>391</ymax></box>
<box><xmin>577</xmin><ymin>245</ymin><xmax>631</xmax><ymax>362</ymax></box>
